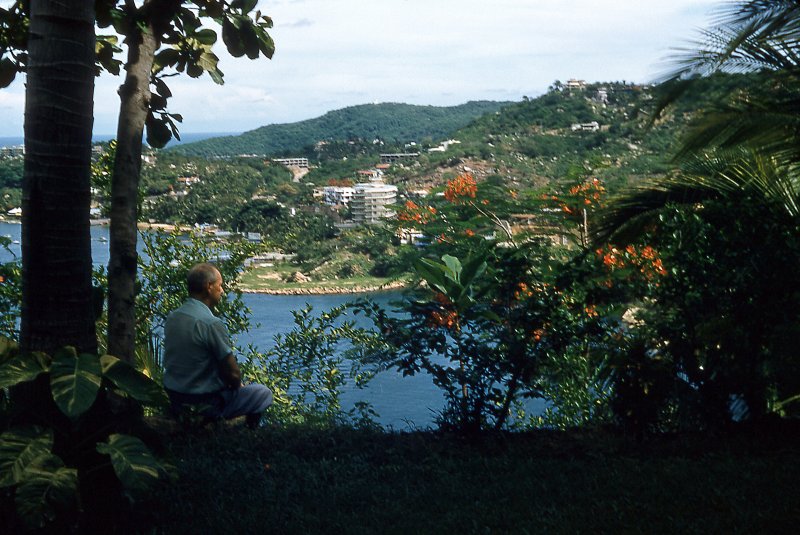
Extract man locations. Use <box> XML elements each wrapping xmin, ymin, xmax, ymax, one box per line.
<box><xmin>163</xmin><ymin>262</ymin><xmax>273</xmax><ymax>428</ymax></box>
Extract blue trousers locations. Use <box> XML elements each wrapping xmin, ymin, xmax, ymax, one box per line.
<box><xmin>167</xmin><ymin>384</ymin><xmax>273</xmax><ymax>421</ymax></box>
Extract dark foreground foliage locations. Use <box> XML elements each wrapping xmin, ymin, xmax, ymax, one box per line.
<box><xmin>129</xmin><ymin>420</ymin><xmax>800</xmax><ymax>534</ymax></box>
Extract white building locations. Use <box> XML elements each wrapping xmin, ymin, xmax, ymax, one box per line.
<box><xmin>571</xmin><ymin>121</ymin><xmax>600</xmax><ymax>132</ymax></box>
<box><xmin>272</xmin><ymin>157</ymin><xmax>309</xmax><ymax>168</ymax></box>
<box><xmin>322</xmin><ymin>186</ymin><xmax>356</xmax><ymax>206</ymax></box>
<box><xmin>350</xmin><ymin>182</ymin><xmax>398</xmax><ymax>224</ymax></box>
<box><xmin>0</xmin><ymin>146</ymin><xmax>24</xmax><ymax>158</ymax></box>
<box><xmin>380</xmin><ymin>153</ymin><xmax>419</xmax><ymax>164</ymax></box>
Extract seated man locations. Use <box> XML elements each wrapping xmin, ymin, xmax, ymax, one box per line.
<box><xmin>163</xmin><ymin>262</ymin><xmax>272</xmax><ymax>429</ymax></box>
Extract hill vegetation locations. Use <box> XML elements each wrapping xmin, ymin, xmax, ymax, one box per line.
<box><xmin>168</xmin><ymin>101</ymin><xmax>513</xmax><ymax>158</ymax></box>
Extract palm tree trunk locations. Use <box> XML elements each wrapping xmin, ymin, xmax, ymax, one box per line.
<box><xmin>20</xmin><ymin>0</ymin><xmax>96</xmax><ymax>354</ymax></box>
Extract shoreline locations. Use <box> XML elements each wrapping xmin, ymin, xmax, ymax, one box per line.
<box><xmin>239</xmin><ymin>279</ymin><xmax>409</xmax><ymax>295</ymax></box>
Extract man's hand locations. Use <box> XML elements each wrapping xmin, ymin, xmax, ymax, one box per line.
<box><xmin>218</xmin><ymin>353</ymin><xmax>242</xmax><ymax>389</ymax></box>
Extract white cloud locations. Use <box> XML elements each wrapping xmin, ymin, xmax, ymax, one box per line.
<box><xmin>0</xmin><ymin>0</ymin><xmax>722</xmax><ymax>136</ymax></box>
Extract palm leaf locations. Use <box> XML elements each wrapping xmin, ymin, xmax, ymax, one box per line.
<box><xmin>592</xmin><ymin>150</ymin><xmax>799</xmax><ymax>244</ymax></box>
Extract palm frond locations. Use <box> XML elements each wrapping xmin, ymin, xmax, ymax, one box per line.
<box><xmin>592</xmin><ymin>150</ymin><xmax>800</xmax><ymax>244</ymax></box>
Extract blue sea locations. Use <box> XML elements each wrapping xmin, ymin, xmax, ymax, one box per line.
<box><xmin>0</xmin><ymin>132</ymin><xmax>237</xmax><ymax>149</ymax></box>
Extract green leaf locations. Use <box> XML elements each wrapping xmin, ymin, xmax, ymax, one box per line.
<box><xmin>100</xmin><ymin>355</ymin><xmax>168</xmax><ymax>406</ymax></box>
<box><xmin>194</xmin><ymin>28</ymin><xmax>217</xmax><ymax>45</ymax></box>
<box><xmin>208</xmin><ymin>66</ymin><xmax>225</xmax><ymax>85</ymax></box>
<box><xmin>197</xmin><ymin>51</ymin><xmax>220</xmax><ymax>73</ymax></box>
<box><xmin>413</xmin><ymin>258</ymin><xmax>449</xmax><ymax>294</ymax></box>
<box><xmin>0</xmin><ymin>57</ymin><xmax>17</xmax><ymax>88</ymax></box>
<box><xmin>153</xmin><ymin>48</ymin><xmax>180</xmax><ymax>71</ymax></box>
<box><xmin>222</xmin><ymin>17</ymin><xmax>246</xmax><ymax>58</ymax></box>
<box><xmin>96</xmin><ymin>434</ymin><xmax>161</xmax><ymax>492</ymax></box>
<box><xmin>441</xmin><ymin>255</ymin><xmax>463</xmax><ymax>282</ymax></box>
<box><xmin>49</xmin><ymin>348</ymin><xmax>102</xmax><ymax>420</ymax></box>
<box><xmin>15</xmin><ymin>454</ymin><xmax>77</xmax><ymax>530</ymax></box>
<box><xmin>146</xmin><ymin>114</ymin><xmax>173</xmax><ymax>148</ymax></box>
<box><xmin>256</xmin><ymin>28</ymin><xmax>275</xmax><ymax>59</ymax></box>
<box><xmin>0</xmin><ymin>427</ymin><xmax>53</xmax><ymax>488</ymax></box>
<box><xmin>459</xmin><ymin>255</ymin><xmax>487</xmax><ymax>288</ymax></box>
<box><xmin>153</xmin><ymin>77</ymin><xmax>172</xmax><ymax>99</ymax></box>
<box><xmin>0</xmin><ymin>353</ymin><xmax>48</xmax><ymax>389</ymax></box>
<box><xmin>240</xmin><ymin>20</ymin><xmax>260</xmax><ymax>59</ymax></box>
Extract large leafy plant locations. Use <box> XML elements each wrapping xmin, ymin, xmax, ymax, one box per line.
<box><xmin>0</xmin><ymin>338</ymin><xmax>168</xmax><ymax>531</ymax></box>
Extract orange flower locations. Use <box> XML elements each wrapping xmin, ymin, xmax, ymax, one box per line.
<box><xmin>641</xmin><ymin>246</ymin><xmax>656</xmax><ymax>260</ymax></box>
<box><xmin>513</xmin><ymin>282</ymin><xmax>533</xmax><ymax>300</ymax></box>
<box><xmin>464</xmin><ymin>228</ymin><xmax>475</xmax><ymax>237</ymax></box>
<box><xmin>444</xmin><ymin>174</ymin><xmax>477</xmax><ymax>203</ymax></box>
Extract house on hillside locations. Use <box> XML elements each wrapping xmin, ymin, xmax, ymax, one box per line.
<box><xmin>570</xmin><ymin>121</ymin><xmax>600</xmax><ymax>132</ymax></box>
<box><xmin>350</xmin><ymin>182</ymin><xmax>398</xmax><ymax>224</ymax></box>
<box><xmin>565</xmin><ymin>79</ymin><xmax>586</xmax><ymax>90</ymax></box>
<box><xmin>322</xmin><ymin>186</ymin><xmax>356</xmax><ymax>206</ymax></box>
<box><xmin>380</xmin><ymin>153</ymin><xmax>419</xmax><ymax>165</ymax></box>
<box><xmin>272</xmin><ymin>157</ymin><xmax>309</xmax><ymax>169</ymax></box>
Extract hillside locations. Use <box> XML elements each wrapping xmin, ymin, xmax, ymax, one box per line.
<box><xmin>378</xmin><ymin>75</ymin><xmax>752</xmax><ymax>195</ymax></box>
<box><xmin>169</xmin><ymin>101</ymin><xmax>513</xmax><ymax>158</ymax></box>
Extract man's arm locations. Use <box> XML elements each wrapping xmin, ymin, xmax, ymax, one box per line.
<box><xmin>218</xmin><ymin>353</ymin><xmax>242</xmax><ymax>389</ymax></box>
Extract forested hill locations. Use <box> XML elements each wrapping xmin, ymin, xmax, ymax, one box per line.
<box><xmin>169</xmin><ymin>101</ymin><xmax>513</xmax><ymax>158</ymax></box>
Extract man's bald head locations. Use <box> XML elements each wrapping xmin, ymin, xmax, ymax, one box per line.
<box><xmin>187</xmin><ymin>263</ymin><xmax>221</xmax><ymax>297</ymax></box>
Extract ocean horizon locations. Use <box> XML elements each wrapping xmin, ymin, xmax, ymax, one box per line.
<box><xmin>0</xmin><ymin>131</ymin><xmax>239</xmax><ymax>149</ymax></box>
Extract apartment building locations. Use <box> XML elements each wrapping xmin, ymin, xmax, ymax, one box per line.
<box><xmin>350</xmin><ymin>182</ymin><xmax>398</xmax><ymax>224</ymax></box>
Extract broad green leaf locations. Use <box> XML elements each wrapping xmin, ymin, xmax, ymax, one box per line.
<box><xmin>97</xmin><ymin>434</ymin><xmax>161</xmax><ymax>492</ymax></box>
<box><xmin>0</xmin><ymin>426</ymin><xmax>52</xmax><ymax>487</ymax></box>
<box><xmin>240</xmin><ymin>20</ymin><xmax>260</xmax><ymax>59</ymax></box>
<box><xmin>49</xmin><ymin>348</ymin><xmax>102</xmax><ymax>420</ymax></box>
<box><xmin>100</xmin><ymin>354</ymin><xmax>168</xmax><ymax>406</ymax></box>
<box><xmin>257</xmin><ymin>30</ymin><xmax>275</xmax><ymax>59</ymax></box>
<box><xmin>153</xmin><ymin>48</ymin><xmax>180</xmax><ymax>71</ymax></box>
<box><xmin>441</xmin><ymin>255</ymin><xmax>462</xmax><ymax>282</ymax></box>
<box><xmin>413</xmin><ymin>258</ymin><xmax>449</xmax><ymax>294</ymax></box>
<box><xmin>197</xmin><ymin>50</ymin><xmax>220</xmax><ymax>73</ymax></box>
<box><xmin>222</xmin><ymin>17</ymin><xmax>246</xmax><ymax>58</ymax></box>
<box><xmin>0</xmin><ymin>353</ymin><xmax>48</xmax><ymax>389</ymax></box>
<box><xmin>208</xmin><ymin>67</ymin><xmax>225</xmax><ymax>85</ymax></box>
<box><xmin>146</xmin><ymin>115</ymin><xmax>173</xmax><ymax>148</ymax></box>
<box><xmin>15</xmin><ymin>454</ymin><xmax>77</xmax><ymax>530</ymax></box>
<box><xmin>460</xmin><ymin>255</ymin><xmax>487</xmax><ymax>288</ymax></box>
<box><xmin>194</xmin><ymin>28</ymin><xmax>217</xmax><ymax>45</ymax></box>
<box><xmin>154</xmin><ymin>77</ymin><xmax>172</xmax><ymax>99</ymax></box>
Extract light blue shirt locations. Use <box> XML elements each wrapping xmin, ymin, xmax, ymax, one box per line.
<box><xmin>163</xmin><ymin>298</ymin><xmax>233</xmax><ymax>394</ymax></box>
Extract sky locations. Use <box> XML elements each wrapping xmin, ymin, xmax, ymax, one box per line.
<box><xmin>0</xmin><ymin>0</ymin><xmax>722</xmax><ymax>138</ymax></box>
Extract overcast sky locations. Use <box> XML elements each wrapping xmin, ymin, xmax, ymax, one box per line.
<box><xmin>0</xmin><ymin>0</ymin><xmax>722</xmax><ymax>137</ymax></box>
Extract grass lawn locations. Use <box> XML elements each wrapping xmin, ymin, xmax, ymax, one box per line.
<box><xmin>136</xmin><ymin>422</ymin><xmax>800</xmax><ymax>534</ymax></box>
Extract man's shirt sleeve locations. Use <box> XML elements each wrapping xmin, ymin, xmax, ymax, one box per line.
<box><xmin>207</xmin><ymin>319</ymin><xmax>234</xmax><ymax>361</ymax></box>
